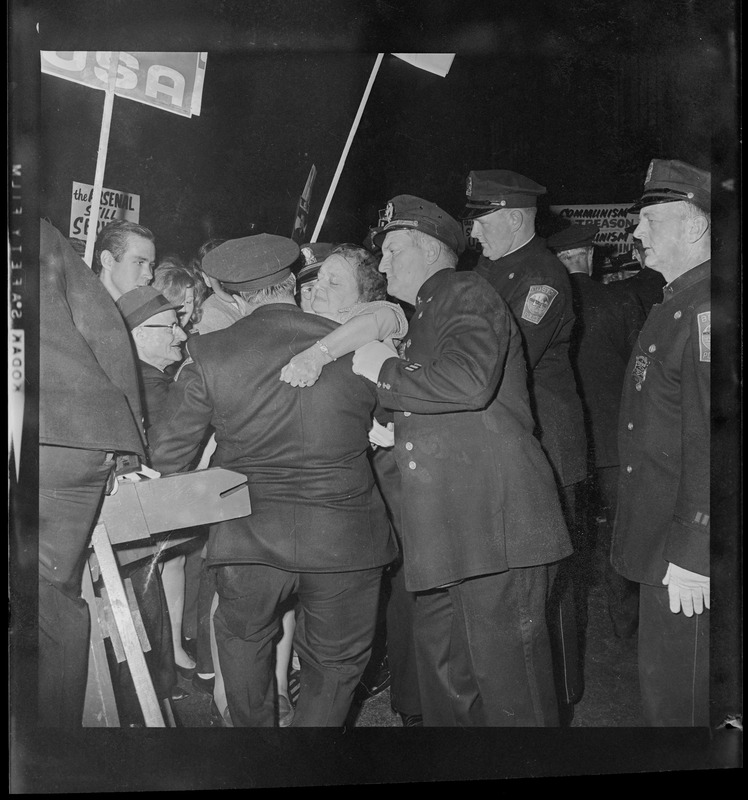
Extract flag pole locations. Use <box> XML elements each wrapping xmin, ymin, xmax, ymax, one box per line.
<box><xmin>83</xmin><ymin>52</ymin><xmax>119</xmax><ymax>267</ymax></box>
<box><xmin>310</xmin><ymin>53</ymin><xmax>385</xmax><ymax>243</ymax></box>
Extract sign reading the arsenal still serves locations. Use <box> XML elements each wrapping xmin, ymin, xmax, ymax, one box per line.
<box><xmin>41</xmin><ymin>51</ymin><xmax>207</xmax><ymax>118</ymax></box>
<box><xmin>69</xmin><ymin>181</ymin><xmax>141</xmax><ymax>238</ymax></box>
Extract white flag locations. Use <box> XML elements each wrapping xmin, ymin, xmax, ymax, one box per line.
<box><xmin>391</xmin><ymin>53</ymin><xmax>455</xmax><ymax>78</ymax></box>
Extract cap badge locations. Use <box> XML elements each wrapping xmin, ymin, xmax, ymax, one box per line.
<box><xmin>382</xmin><ymin>201</ymin><xmax>395</xmax><ymax>224</ymax></box>
<box><xmin>301</xmin><ymin>247</ymin><xmax>314</xmax><ymax>265</ymax></box>
<box><xmin>466</xmin><ymin>176</ymin><xmax>473</xmax><ymax>197</ymax></box>
<box><xmin>645</xmin><ymin>160</ymin><xmax>654</xmax><ymax>184</ymax></box>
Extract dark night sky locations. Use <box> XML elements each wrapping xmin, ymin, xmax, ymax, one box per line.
<box><xmin>23</xmin><ymin>0</ymin><xmax>737</xmax><ymax>260</ymax></box>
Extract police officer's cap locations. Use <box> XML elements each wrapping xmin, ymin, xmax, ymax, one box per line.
<box><xmin>462</xmin><ymin>170</ymin><xmax>547</xmax><ymax>219</ymax></box>
<box><xmin>202</xmin><ymin>234</ymin><xmax>300</xmax><ymax>292</ymax></box>
<box><xmin>372</xmin><ymin>195</ymin><xmax>465</xmax><ymax>254</ymax></box>
<box><xmin>116</xmin><ymin>286</ymin><xmax>179</xmax><ymax>330</ymax></box>
<box><xmin>547</xmin><ymin>223</ymin><xmax>599</xmax><ymax>252</ymax></box>
<box><xmin>630</xmin><ymin>159</ymin><xmax>711</xmax><ymax>213</ymax></box>
<box><xmin>295</xmin><ymin>243</ymin><xmax>336</xmax><ymax>285</ymax></box>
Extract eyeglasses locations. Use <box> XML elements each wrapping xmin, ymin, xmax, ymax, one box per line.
<box><xmin>143</xmin><ymin>323</ymin><xmax>182</xmax><ymax>334</ymax></box>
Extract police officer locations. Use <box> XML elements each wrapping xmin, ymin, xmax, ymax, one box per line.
<box><xmin>149</xmin><ymin>233</ymin><xmax>396</xmax><ymax>727</ymax></box>
<box><xmin>462</xmin><ymin>170</ymin><xmax>588</xmax><ymax>721</ymax></box>
<box><xmin>352</xmin><ymin>195</ymin><xmax>572</xmax><ymax>726</ymax></box>
<box><xmin>611</xmin><ymin>159</ymin><xmax>711</xmax><ymax>726</ymax></box>
<box><xmin>548</xmin><ymin>223</ymin><xmax>641</xmax><ymax>639</ymax></box>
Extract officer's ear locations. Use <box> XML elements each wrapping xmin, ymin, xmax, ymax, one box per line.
<box><xmin>508</xmin><ymin>209</ymin><xmax>525</xmax><ymax>232</ymax></box>
<box><xmin>687</xmin><ymin>213</ymin><xmax>710</xmax><ymax>244</ymax></box>
<box><xmin>422</xmin><ymin>235</ymin><xmax>441</xmax><ymax>265</ymax></box>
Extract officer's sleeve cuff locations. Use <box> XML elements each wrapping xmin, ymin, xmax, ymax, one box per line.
<box><xmin>664</xmin><ymin>515</ymin><xmax>710</xmax><ymax>577</ymax></box>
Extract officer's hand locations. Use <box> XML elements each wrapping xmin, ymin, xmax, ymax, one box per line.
<box><xmin>369</xmin><ymin>420</ymin><xmax>395</xmax><ymax>449</ymax></box>
<box><xmin>662</xmin><ymin>562</ymin><xmax>710</xmax><ymax>617</ymax></box>
<box><xmin>352</xmin><ymin>341</ymin><xmax>395</xmax><ymax>383</ymax></box>
<box><xmin>280</xmin><ymin>349</ymin><xmax>326</xmax><ymax>387</ymax></box>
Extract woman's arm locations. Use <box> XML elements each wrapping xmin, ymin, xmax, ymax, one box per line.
<box><xmin>280</xmin><ymin>306</ymin><xmax>402</xmax><ymax>387</ymax></box>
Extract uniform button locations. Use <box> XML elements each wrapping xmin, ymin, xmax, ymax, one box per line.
<box><xmin>635</xmin><ymin>384</ymin><xmax>642</xmax><ymax>392</ymax></box>
<box><xmin>627</xmin><ymin>422</ymin><xmax>634</xmax><ymax>430</ymax></box>
<box><xmin>648</xmin><ymin>344</ymin><xmax>656</xmax><ymax>353</ymax></box>
<box><xmin>417</xmin><ymin>311</ymin><xmax>423</xmax><ymax>319</ymax></box>
<box><xmin>403</xmin><ymin>412</ymin><xmax>411</xmax><ymax>417</ymax></box>
<box><xmin>405</xmin><ymin>442</ymin><xmax>413</xmax><ymax>451</ymax></box>
<box><xmin>508</xmin><ymin>273</ymin><xmax>515</xmax><ymax>279</ymax></box>
<box><xmin>408</xmin><ymin>461</ymin><xmax>416</xmax><ymax>470</ymax></box>
<box><xmin>626</xmin><ymin>465</ymin><xmax>633</xmax><ymax>473</ymax></box>
<box><xmin>406</xmin><ymin>339</ymin><xmax>411</xmax><ymax>348</ymax></box>
<box><xmin>674</xmin><ymin>311</ymin><xmax>682</xmax><ymax>319</ymax></box>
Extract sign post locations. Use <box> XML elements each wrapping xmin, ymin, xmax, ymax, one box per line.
<box><xmin>84</xmin><ymin>52</ymin><xmax>119</xmax><ymax>267</ymax></box>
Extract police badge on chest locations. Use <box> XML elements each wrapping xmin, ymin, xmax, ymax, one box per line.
<box><xmin>632</xmin><ymin>354</ymin><xmax>649</xmax><ymax>390</ymax></box>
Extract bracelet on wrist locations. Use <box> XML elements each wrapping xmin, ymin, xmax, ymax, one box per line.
<box><xmin>316</xmin><ymin>341</ymin><xmax>336</xmax><ymax>361</ymax></box>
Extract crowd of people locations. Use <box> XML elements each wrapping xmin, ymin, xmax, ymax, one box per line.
<box><xmin>37</xmin><ymin>157</ymin><xmax>711</xmax><ymax>729</ymax></box>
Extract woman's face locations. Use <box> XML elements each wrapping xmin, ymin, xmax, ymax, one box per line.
<box><xmin>310</xmin><ymin>255</ymin><xmax>360</xmax><ymax>318</ymax></box>
<box><xmin>178</xmin><ymin>286</ymin><xmax>195</xmax><ymax>325</ymax></box>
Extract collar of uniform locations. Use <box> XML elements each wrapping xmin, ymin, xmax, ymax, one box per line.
<box><xmin>661</xmin><ymin>260</ymin><xmax>711</xmax><ymax>302</ymax></box>
<box><xmin>415</xmin><ymin>267</ymin><xmax>452</xmax><ymax>307</ymax></box>
<box><xmin>245</xmin><ymin>301</ymin><xmax>301</xmax><ymax>317</ymax></box>
<box><xmin>139</xmin><ymin>358</ymin><xmax>169</xmax><ymax>376</ymax></box>
<box><xmin>492</xmin><ymin>232</ymin><xmax>540</xmax><ymax>266</ymax></box>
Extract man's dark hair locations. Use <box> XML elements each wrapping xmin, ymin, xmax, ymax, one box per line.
<box><xmin>92</xmin><ymin>220</ymin><xmax>156</xmax><ymax>275</ymax></box>
<box><xmin>330</xmin><ymin>244</ymin><xmax>386</xmax><ymax>302</ymax></box>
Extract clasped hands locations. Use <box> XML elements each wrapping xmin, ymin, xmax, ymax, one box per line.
<box><xmin>280</xmin><ymin>346</ymin><xmax>329</xmax><ymax>387</ymax></box>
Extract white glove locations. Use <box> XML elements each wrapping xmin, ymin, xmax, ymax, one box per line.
<box><xmin>352</xmin><ymin>341</ymin><xmax>395</xmax><ymax>383</ymax></box>
<box><xmin>662</xmin><ymin>562</ymin><xmax>710</xmax><ymax>617</ymax></box>
<box><xmin>369</xmin><ymin>420</ymin><xmax>395</xmax><ymax>449</ymax></box>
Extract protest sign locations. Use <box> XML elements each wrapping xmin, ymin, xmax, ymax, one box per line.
<box><xmin>550</xmin><ymin>204</ymin><xmax>637</xmax><ymax>255</ymax></box>
<box><xmin>41</xmin><ymin>51</ymin><xmax>208</xmax><ymax>118</ymax></box>
<box><xmin>69</xmin><ymin>181</ymin><xmax>141</xmax><ymax>238</ymax></box>
<box><xmin>291</xmin><ymin>165</ymin><xmax>317</xmax><ymax>243</ymax></box>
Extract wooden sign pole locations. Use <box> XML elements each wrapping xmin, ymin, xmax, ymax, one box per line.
<box><xmin>83</xmin><ymin>52</ymin><xmax>119</xmax><ymax>268</ymax></box>
<box><xmin>310</xmin><ymin>53</ymin><xmax>384</xmax><ymax>243</ymax></box>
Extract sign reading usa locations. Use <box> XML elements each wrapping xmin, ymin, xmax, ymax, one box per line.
<box><xmin>41</xmin><ymin>51</ymin><xmax>208</xmax><ymax>118</ymax></box>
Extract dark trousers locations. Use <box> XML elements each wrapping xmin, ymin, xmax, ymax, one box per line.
<box><xmin>638</xmin><ymin>583</ymin><xmax>709</xmax><ymax>726</ymax></box>
<box><xmin>38</xmin><ymin>444</ymin><xmax>113</xmax><ymax>728</ymax></box>
<box><xmin>182</xmin><ymin>541</ymin><xmax>205</xmax><ymax>641</ymax></box>
<box><xmin>547</xmin><ymin>482</ymin><xmax>585</xmax><ymax>708</ymax></box>
<box><xmin>195</xmin><ymin>552</ymin><xmax>218</xmax><ymax>674</ymax></box>
<box><xmin>597</xmin><ymin>466</ymin><xmax>639</xmax><ymax>635</ymax></box>
<box><xmin>386</xmin><ymin>560</ymin><xmax>421</xmax><ymax>716</ymax></box>
<box><xmin>413</xmin><ymin>566</ymin><xmax>559</xmax><ymax>727</ymax></box>
<box><xmin>110</xmin><ymin>561</ymin><xmax>176</xmax><ymax>724</ymax></box>
<box><xmin>214</xmin><ymin>563</ymin><xmax>382</xmax><ymax>727</ymax></box>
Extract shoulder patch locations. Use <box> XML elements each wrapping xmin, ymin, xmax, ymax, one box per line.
<box><xmin>174</xmin><ymin>356</ymin><xmax>194</xmax><ymax>382</ymax></box>
<box><xmin>521</xmin><ymin>284</ymin><xmax>558</xmax><ymax>324</ymax></box>
<box><xmin>697</xmin><ymin>311</ymin><xmax>710</xmax><ymax>362</ymax></box>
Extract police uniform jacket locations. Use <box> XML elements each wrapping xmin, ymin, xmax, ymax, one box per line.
<box><xmin>149</xmin><ymin>303</ymin><xmax>396</xmax><ymax>573</ymax></box>
<box><xmin>611</xmin><ymin>261</ymin><xmax>710</xmax><ymax>585</ymax></box>
<box><xmin>568</xmin><ymin>273</ymin><xmax>639</xmax><ymax>469</ymax></box>
<box><xmin>39</xmin><ymin>218</ymin><xmax>146</xmax><ymax>458</ymax></box>
<box><xmin>474</xmin><ymin>236</ymin><xmax>587</xmax><ymax>488</ymax></box>
<box><xmin>375</xmin><ymin>269</ymin><xmax>572</xmax><ymax>592</ymax></box>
